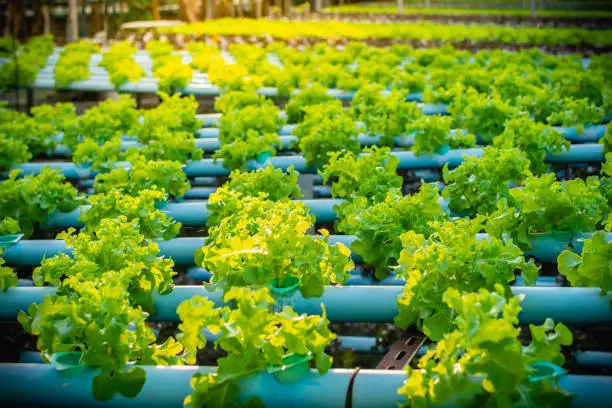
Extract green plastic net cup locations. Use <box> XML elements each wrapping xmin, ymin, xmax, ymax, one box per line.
<box><xmin>50</xmin><ymin>351</ymin><xmax>86</xmax><ymax>377</ymax></box>
<box><xmin>265</xmin><ymin>276</ymin><xmax>299</xmax><ymax>313</ymax></box>
<box><xmin>267</xmin><ymin>353</ymin><xmax>312</xmax><ymax>384</ymax></box>
<box><xmin>0</xmin><ymin>234</ymin><xmax>23</xmax><ymax>251</ymax></box>
<box><xmin>528</xmin><ymin>361</ymin><xmax>567</xmax><ymax>383</ymax></box>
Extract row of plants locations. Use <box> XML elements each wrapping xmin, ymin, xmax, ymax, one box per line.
<box><xmin>143</xmin><ymin>40</ymin><xmax>612</xmax><ymax>108</ymax></box>
<box><xmin>100</xmin><ymin>41</ymin><xmax>145</xmax><ymax>89</ymax></box>
<box><xmin>53</xmin><ymin>40</ymin><xmax>101</xmax><ymax>88</ymax></box>
<box><xmin>155</xmin><ymin>18</ymin><xmax>612</xmax><ymax>47</ymax></box>
<box><xmin>1</xmin><ymin>68</ymin><xmax>611</xmax><ymax>406</ymax></box>
<box><xmin>1</xmin><ymin>87</ymin><xmax>609</xmax><ymax>187</ymax></box>
<box><xmin>0</xmin><ymin>35</ymin><xmax>54</xmax><ymax>92</ymax></box>
<box><xmin>321</xmin><ymin>4</ymin><xmax>612</xmax><ymax>18</ymax></box>
<box><xmin>144</xmin><ymin>39</ymin><xmax>194</xmax><ymax>93</ymax></box>
<box><xmin>15</xmin><ymin>36</ymin><xmax>612</xmax><ymax>100</ymax></box>
<box><xmin>2</xmin><ymin>151</ymin><xmax>609</xmax><ymax>406</ymax></box>
<box><xmin>208</xmin><ymin>86</ymin><xmax>606</xmax><ymax>171</ymax></box>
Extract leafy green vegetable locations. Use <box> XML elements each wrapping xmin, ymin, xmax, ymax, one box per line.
<box><xmin>294</xmin><ymin>100</ymin><xmax>360</xmax><ymax>167</ymax></box>
<box><xmin>442</xmin><ymin>147</ymin><xmax>532</xmax><ymax>217</ymax></box>
<box><xmin>0</xmin><ymin>133</ymin><xmax>31</xmax><ymax>171</ymax></box>
<box><xmin>486</xmin><ymin>174</ymin><xmax>608</xmax><ymax>248</ymax></box>
<box><xmin>214</xmin><ymin>91</ymin><xmax>270</xmax><ymax>115</ymax></box>
<box><xmin>0</xmin><ymin>103</ymin><xmax>56</xmax><ymax>155</ymax></box>
<box><xmin>72</xmin><ymin>136</ymin><xmax>125</xmax><ymax>172</ymax></box>
<box><xmin>54</xmin><ymin>40</ymin><xmax>100</xmax><ymax>88</ymax></box>
<box><xmin>93</xmin><ymin>156</ymin><xmax>190</xmax><ymax>199</ymax></box>
<box><xmin>179</xmin><ymin>287</ymin><xmax>336</xmax><ymax>408</ymax></box>
<box><xmin>153</xmin><ymin>55</ymin><xmax>194</xmax><ymax>94</ymax></box>
<box><xmin>399</xmin><ymin>286</ymin><xmax>572</xmax><ymax>407</ymax></box>
<box><xmin>320</xmin><ymin>146</ymin><xmax>402</xmax><ymax>205</ymax></box>
<box><xmin>217</xmin><ymin>103</ymin><xmax>284</xmax><ymax>143</ymax></box>
<box><xmin>207</xmin><ymin>165</ymin><xmax>301</xmax><ymax>227</ymax></box>
<box><xmin>493</xmin><ymin>115</ymin><xmax>569</xmax><ymax>174</ymax></box>
<box><xmin>62</xmin><ymin>95</ymin><xmax>139</xmax><ymax>150</ymax></box>
<box><xmin>558</xmin><ymin>231</ymin><xmax>611</xmax><ymax>307</ymax></box>
<box><xmin>100</xmin><ymin>41</ymin><xmax>144</xmax><ymax>88</ymax></box>
<box><xmin>449</xmin><ymin>90</ymin><xmax>517</xmax><ymax>143</ymax></box>
<box><xmin>30</xmin><ymin>102</ymin><xmax>76</xmax><ymax>133</ymax></box>
<box><xmin>201</xmin><ymin>198</ymin><xmax>353</xmax><ymax>298</ymax></box>
<box><xmin>0</xmin><ymin>35</ymin><xmax>54</xmax><ymax>91</ymax></box>
<box><xmin>20</xmin><ymin>215</ymin><xmax>181</xmax><ymax>400</ymax></box>
<box><xmin>547</xmin><ymin>98</ymin><xmax>604</xmax><ymax>134</ymax></box>
<box><xmin>601</xmin><ymin>123</ymin><xmax>612</xmax><ymax>155</ymax></box>
<box><xmin>0</xmin><ymin>249</ymin><xmax>18</xmax><ymax>292</ymax></box>
<box><xmin>81</xmin><ymin>189</ymin><xmax>181</xmax><ymax>240</ymax></box>
<box><xmin>135</xmin><ymin>93</ymin><xmax>200</xmax><ymax>143</ymax></box>
<box><xmin>285</xmin><ymin>83</ymin><xmax>334</xmax><ymax>124</ymax></box>
<box><xmin>137</xmin><ymin>130</ymin><xmax>203</xmax><ymax>164</ymax></box>
<box><xmin>338</xmin><ymin>184</ymin><xmax>446</xmax><ymax>280</ymax></box>
<box><xmin>406</xmin><ymin>115</ymin><xmax>475</xmax><ymax>155</ymax></box>
<box><xmin>214</xmin><ymin>130</ymin><xmax>281</xmax><ymax>170</ymax></box>
<box><xmin>0</xmin><ymin>168</ymin><xmax>81</xmax><ymax>237</ymax></box>
<box><xmin>352</xmin><ymin>84</ymin><xmax>420</xmax><ymax>146</ymax></box>
<box><xmin>395</xmin><ymin>217</ymin><xmax>539</xmax><ymax>339</ymax></box>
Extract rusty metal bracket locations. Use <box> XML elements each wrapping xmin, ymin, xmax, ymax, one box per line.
<box><xmin>375</xmin><ymin>330</ymin><xmax>426</xmax><ymax>370</ymax></box>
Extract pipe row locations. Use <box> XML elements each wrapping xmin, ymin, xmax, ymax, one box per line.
<box><xmin>1</xmin><ymin>285</ymin><xmax>610</xmax><ymax>324</ymax></box>
<box><xmin>4</xmin><ymin>231</ymin><xmax>610</xmax><ymax>267</ymax></box>
<box><xmin>0</xmin><ymin>364</ymin><xmax>609</xmax><ymax>408</ymax></box>
<box><xmin>11</xmin><ymin>143</ymin><xmax>605</xmax><ymax>179</ymax></box>
<box><xmin>48</xmin><ymin>125</ymin><xmax>607</xmax><ymax>158</ymax></box>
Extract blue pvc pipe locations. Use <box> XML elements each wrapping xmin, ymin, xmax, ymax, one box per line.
<box><xmin>5</xmin><ymin>232</ymin><xmax>610</xmax><ymax>267</ymax></box>
<box><xmin>185</xmin><ymin>265</ymin><xmax>560</xmax><ymax>287</ymax></box>
<box><xmin>11</xmin><ymin>144</ymin><xmax>604</xmax><ymax>179</ymax></box>
<box><xmin>2</xmin><ymin>286</ymin><xmax>610</xmax><ymax>324</ymax></box>
<box><xmin>183</xmin><ymin>185</ymin><xmax>331</xmax><ymax>199</ymax></box>
<box><xmin>18</xmin><ymin>340</ymin><xmax>612</xmax><ymax>368</ymax></box>
<box><xmin>48</xmin><ymin>125</ymin><xmax>608</xmax><ymax>159</ymax></box>
<box><xmin>0</xmin><ymin>364</ymin><xmax>608</xmax><ymax>408</ymax></box>
<box><xmin>43</xmin><ymin>199</ymin><xmax>342</xmax><ymax>229</ymax></box>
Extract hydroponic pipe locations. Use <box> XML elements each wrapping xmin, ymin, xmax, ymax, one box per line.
<box><xmin>194</xmin><ymin>124</ymin><xmax>607</xmax><ymax>144</ymax></box>
<box><xmin>31</xmin><ymin>73</ymin><xmax>430</xmax><ymax>104</ymax></box>
<box><xmin>184</xmin><ymin>267</ymin><xmax>560</xmax><ymax>288</ymax></box>
<box><xmin>0</xmin><ymin>364</ymin><xmax>612</xmax><ymax>408</ymax></box>
<box><xmin>48</xmin><ymin>125</ymin><xmax>610</xmax><ymax>159</ymax></box>
<box><xmin>2</xmin><ymin>286</ymin><xmax>610</xmax><ymax>325</ymax></box>
<box><xmin>4</xmin><ymin>232</ymin><xmax>610</xmax><ymax>267</ymax></box>
<box><xmin>43</xmin><ymin>199</ymin><xmax>342</xmax><ymax>229</ymax></box>
<box><xmin>13</xmin><ymin>143</ymin><xmax>603</xmax><ymax>179</ymax></box>
<box><xmin>0</xmin><ymin>365</ymin><xmax>610</xmax><ymax>408</ymax></box>
<box><xmin>18</xmin><ymin>338</ymin><xmax>612</xmax><ymax>369</ymax></box>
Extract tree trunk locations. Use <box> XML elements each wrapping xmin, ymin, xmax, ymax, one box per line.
<box><xmin>262</xmin><ymin>0</ymin><xmax>270</xmax><ymax>17</ymax></box>
<box><xmin>179</xmin><ymin>0</ymin><xmax>201</xmax><ymax>22</ymax></box>
<box><xmin>254</xmin><ymin>0</ymin><xmax>262</xmax><ymax>18</ymax></box>
<box><xmin>205</xmin><ymin>0</ymin><xmax>215</xmax><ymax>19</ymax></box>
<box><xmin>398</xmin><ymin>0</ymin><xmax>404</xmax><ymax>13</ymax></box>
<box><xmin>152</xmin><ymin>0</ymin><xmax>161</xmax><ymax>20</ymax></box>
<box><xmin>42</xmin><ymin>4</ymin><xmax>51</xmax><ymax>35</ymax></box>
<box><xmin>283</xmin><ymin>0</ymin><xmax>292</xmax><ymax>16</ymax></box>
<box><xmin>530</xmin><ymin>0</ymin><xmax>536</xmax><ymax>16</ymax></box>
<box><xmin>237</xmin><ymin>0</ymin><xmax>244</xmax><ymax>17</ymax></box>
<box><xmin>67</xmin><ymin>0</ymin><xmax>79</xmax><ymax>42</ymax></box>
